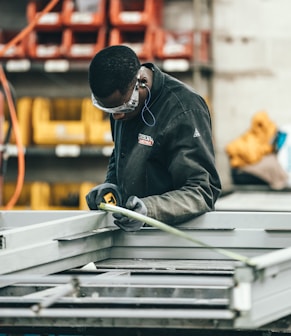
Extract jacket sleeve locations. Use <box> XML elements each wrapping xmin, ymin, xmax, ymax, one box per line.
<box><xmin>142</xmin><ymin>105</ymin><xmax>221</xmax><ymax>225</ymax></box>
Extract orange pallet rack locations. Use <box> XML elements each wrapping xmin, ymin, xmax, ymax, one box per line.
<box><xmin>109</xmin><ymin>27</ymin><xmax>155</xmax><ymax>61</ymax></box>
<box><xmin>0</xmin><ymin>30</ymin><xmax>27</xmax><ymax>60</ymax></box>
<box><xmin>109</xmin><ymin>0</ymin><xmax>157</xmax><ymax>29</ymax></box>
<box><xmin>62</xmin><ymin>0</ymin><xmax>107</xmax><ymax>30</ymax></box>
<box><xmin>26</xmin><ymin>30</ymin><xmax>64</xmax><ymax>60</ymax></box>
<box><xmin>26</xmin><ymin>0</ymin><xmax>64</xmax><ymax>31</ymax></box>
<box><xmin>62</xmin><ymin>27</ymin><xmax>106</xmax><ymax>60</ymax></box>
<box><xmin>154</xmin><ymin>29</ymin><xmax>194</xmax><ymax>60</ymax></box>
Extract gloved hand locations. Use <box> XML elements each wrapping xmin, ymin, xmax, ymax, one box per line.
<box><xmin>86</xmin><ymin>183</ymin><xmax>122</xmax><ymax>210</ymax></box>
<box><xmin>113</xmin><ymin>196</ymin><xmax>147</xmax><ymax>232</ymax></box>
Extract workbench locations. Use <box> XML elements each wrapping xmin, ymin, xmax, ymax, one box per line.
<box><xmin>1</xmin><ymin>210</ymin><xmax>291</xmax><ymax>335</ymax></box>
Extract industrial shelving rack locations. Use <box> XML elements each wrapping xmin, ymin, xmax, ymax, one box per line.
<box><xmin>0</xmin><ymin>0</ymin><xmax>214</xmax><ymax>209</ymax></box>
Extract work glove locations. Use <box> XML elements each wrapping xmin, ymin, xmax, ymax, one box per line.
<box><xmin>113</xmin><ymin>196</ymin><xmax>147</xmax><ymax>232</ymax></box>
<box><xmin>86</xmin><ymin>183</ymin><xmax>122</xmax><ymax>210</ymax></box>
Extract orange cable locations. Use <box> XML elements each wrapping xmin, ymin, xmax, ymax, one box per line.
<box><xmin>0</xmin><ymin>0</ymin><xmax>60</xmax><ymax>209</ymax></box>
<box><xmin>0</xmin><ymin>66</ymin><xmax>25</xmax><ymax>209</ymax></box>
<box><xmin>0</xmin><ymin>0</ymin><xmax>60</xmax><ymax>58</ymax></box>
<box><xmin>0</xmin><ymin>92</ymin><xmax>4</xmax><ymax>206</ymax></box>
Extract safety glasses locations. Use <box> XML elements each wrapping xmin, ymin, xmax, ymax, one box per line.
<box><xmin>91</xmin><ymin>79</ymin><xmax>139</xmax><ymax>114</ymax></box>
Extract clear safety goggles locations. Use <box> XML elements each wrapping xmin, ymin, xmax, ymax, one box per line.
<box><xmin>91</xmin><ymin>79</ymin><xmax>139</xmax><ymax>114</ymax></box>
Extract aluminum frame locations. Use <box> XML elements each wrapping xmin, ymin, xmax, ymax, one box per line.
<box><xmin>1</xmin><ymin>210</ymin><xmax>291</xmax><ymax>332</ymax></box>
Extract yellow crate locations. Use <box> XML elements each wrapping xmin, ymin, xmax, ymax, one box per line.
<box><xmin>32</xmin><ymin>97</ymin><xmax>87</xmax><ymax>145</ymax></box>
<box><xmin>1</xmin><ymin>181</ymin><xmax>102</xmax><ymax>210</ymax></box>
<box><xmin>30</xmin><ymin>182</ymin><xmax>97</xmax><ymax>210</ymax></box>
<box><xmin>1</xmin><ymin>182</ymin><xmax>33</xmax><ymax>210</ymax></box>
<box><xmin>1</xmin><ymin>97</ymin><xmax>33</xmax><ymax>146</ymax></box>
<box><xmin>82</xmin><ymin>98</ymin><xmax>113</xmax><ymax>145</ymax></box>
<box><xmin>79</xmin><ymin>182</ymin><xmax>96</xmax><ymax>210</ymax></box>
<box><xmin>30</xmin><ymin>182</ymin><xmax>81</xmax><ymax>210</ymax></box>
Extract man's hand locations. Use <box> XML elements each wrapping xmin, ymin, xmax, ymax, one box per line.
<box><xmin>86</xmin><ymin>183</ymin><xmax>122</xmax><ymax>210</ymax></box>
<box><xmin>113</xmin><ymin>196</ymin><xmax>147</xmax><ymax>232</ymax></box>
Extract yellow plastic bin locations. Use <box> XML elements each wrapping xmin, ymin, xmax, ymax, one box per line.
<box><xmin>32</xmin><ymin>97</ymin><xmax>87</xmax><ymax>145</ymax></box>
<box><xmin>30</xmin><ymin>181</ymin><xmax>98</xmax><ymax>210</ymax></box>
<box><xmin>30</xmin><ymin>182</ymin><xmax>81</xmax><ymax>210</ymax></box>
<box><xmin>79</xmin><ymin>182</ymin><xmax>96</xmax><ymax>210</ymax></box>
<box><xmin>2</xmin><ymin>97</ymin><xmax>33</xmax><ymax>146</ymax></box>
<box><xmin>82</xmin><ymin>98</ymin><xmax>113</xmax><ymax>146</ymax></box>
<box><xmin>2</xmin><ymin>182</ymin><xmax>33</xmax><ymax>210</ymax></box>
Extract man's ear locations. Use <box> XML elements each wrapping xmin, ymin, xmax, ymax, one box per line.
<box><xmin>139</xmin><ymin>82</ymin><xmax>147</xmax><ymax>88</ymax></box>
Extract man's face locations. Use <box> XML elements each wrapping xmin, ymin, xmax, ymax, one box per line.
<box><xmin>92</xmin><ymin>80</ymin><xmax>141</xmax><ymax>121</ymax></box>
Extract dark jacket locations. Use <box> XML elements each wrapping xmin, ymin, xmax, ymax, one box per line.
<box><xmin>105</xmin><ymin>63</ymin><xmax>221</xmax><ymax>225</ymax></box>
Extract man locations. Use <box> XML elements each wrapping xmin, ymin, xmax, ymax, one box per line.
<box><xmin>86</xmin><ymin>45</ymin><xmax>221</xmax><ymax>231</ymax></box>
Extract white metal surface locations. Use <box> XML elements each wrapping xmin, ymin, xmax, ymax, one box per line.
<box><xmin>1</xmin><ymin>210</ymin><xmax>291</xmax><ymax>333</ymax></box>
<box><xmin>0</xmin><ymin>210</ymin><xmax>113</xmax><ymax>275</ymax></box>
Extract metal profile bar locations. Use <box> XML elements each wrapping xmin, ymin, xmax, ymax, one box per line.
<box><xmin>231</xmin><ymin>243</ymin><xmax>291</xmax><ymax>328</ymax></box>
<box><xmin>0</xmin><ymin>210</ymin><xmax>90</xmax><ymax>228</ymax></box>
<box><xmin>0</xmin><ymin>274</ymin><xmax>234</xmax><ymax>287</ymax></box>
<box><xmin>0</xmin><ymin>307</ymin><xmax>235</xmax><ymax>320</ymax></box>
<box><xmin>179</xmin><ymin>211</ymin><xmax>291</xmax><ymax>230</ymax></box>
<box><xmin>0</xmin><ymin>296</ymin><xmax>229</xmax><ymax>307</ymax></box>
<box><xmin>113</xmin><ymin>229</ymin><xmax>291</xmax><ymax>249</ymax></box>
<box><xmin>0</xmin><ymin>231</ymin><xmax>113</xmax><ymax>275</ymax></box>
<box><xmin>93</xmin><ymin>258</ymin><xmax>238</xmax><ymax>273</ymax></box>
<box><xmin>251</xmin><ymin>245</ymin><xmax>291</xmax><ymax>270</ymax></box>
<box><xmin>234</xmin><ymin>267</ymin><xmax>291</xmax><ymax>328</ymax></box>
<box><xmin>0</xmin><ymin>211</ymin><xmax>109</xmax><ymax>250</ymax></box>
<box><xmin>8</xmin><ymin>249</ymin><xmax>110</xmax><ymax>277</ymax></box>
<box><xmin>109</xmin><ymin>246</ymin><xmax>272</xmax><ymax>261</ymax></box>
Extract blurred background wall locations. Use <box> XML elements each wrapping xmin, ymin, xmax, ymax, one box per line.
<box><xmin>212</xmin><ymin>0</ymin><xmax>291</xmax><ymax>187</ymax></box>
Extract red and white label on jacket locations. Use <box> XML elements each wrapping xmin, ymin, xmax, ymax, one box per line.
<box><xmin>138</xmin><ymin>133</ymin><xmax>154</xmax><ymax>147</ymax></box>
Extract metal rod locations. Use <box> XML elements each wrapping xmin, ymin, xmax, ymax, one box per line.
<box><xmin>0</xmin><ymin>308</ymin><xmax>235</xmax><ymax>320</ymax></box>
<box><xmin>31</xmin><ymin>278</ymin><xmax>79</xmax><ymax>313</ymax></box>
<box><xmin>250</xmin><ymin>245</ymin><xmax>291</xmax><ymax>270</ymax></box>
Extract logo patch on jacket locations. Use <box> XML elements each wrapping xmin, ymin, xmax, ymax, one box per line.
<box><xmin>193</xmin><ymin>128</ymin><xmax>201</xmax><ymax>138</ymax></box>
<box><xmin>138</xmin><ymin>133</ymin><xmax>154</xmax><ymax>146</ymax></box>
